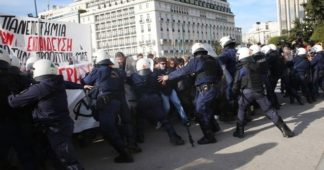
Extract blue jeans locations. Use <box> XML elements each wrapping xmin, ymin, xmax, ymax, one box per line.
<box><xmin>161</xmin><ymin>89</ymin><xmax>189</xmax><ymax>124</ymax></box>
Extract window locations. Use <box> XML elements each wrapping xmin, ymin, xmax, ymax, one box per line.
<box><xmin>148</xmin><ymin>24</ymin><xmax>151</xmax><ymax>32</ymax></box>
<box><xmin>141</xmin><ymin>25</ymin><xmax>144</xmax><ymax>33</ymax></box>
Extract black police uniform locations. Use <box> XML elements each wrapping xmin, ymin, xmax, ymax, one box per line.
<box><xmin>0</xmin><ymin>62</ymin><xmax>37</xmax><ymax>170</ymax></box>
<box><xmin>167</xmin><ymin>54</ymin><xmax>223</xmax><ymax>144</ymax></box>
<box><xmin>82</xmin><ymin>62</ymin><xmax>134</xmax><ymax>163</ymax></box>
<box><xmin>232</xmin><ymin>57</ymin><xmax>294</xmax><ymax>138</ymax></box>
<box><xmin>129</xmin><ymin>68</ymin><xmax>185</xmax><ymax>145</ymax></box>
<box><xmin>8</xmin><ymin>75</ymin><xmax>83</xmax><ymax>170</ymax></box>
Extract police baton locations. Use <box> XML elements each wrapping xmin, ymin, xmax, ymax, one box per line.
<box><xmin>185</xmin><ymin>124</ymin><xmax>195</xmax><ymax>147</ymax></box>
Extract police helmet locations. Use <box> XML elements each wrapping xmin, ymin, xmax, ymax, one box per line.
<box><xmin>268</xmin><ymin>44</ymin><xmax>277</xmax><ymax>51</ymax></box>
<box><xmin>136</xmin><ymin>58</ymin><xmax>154</xmax><ymax>72</ymax></box>
<box><xmin>10</xmin><ymin>56</ymin><xmax>21</xmax><ymax>68</ymax></box>
<box><xmin>32</xmin><ymin>59</ymin><xmax>58</xmax><ymax>78</ymax></box>
<box><xmin>0</xmin><ymin>49</ymin><xmax>11</xmax><ymax>64</ymax></box>
<box><xmin>297</xmin><ymin>48</ymin><xmax>307</xmax><ymax>56</ymax></box>
<box><xmin>26</xmin><ymin>53</ymin><xmax>40</xmax><ymax>71</ymax></box>
<box><xmin>249</xmin><ymin>44</ymin><xmax>261</xmax><ymax>55</ymax></box>
<box><xmin>94</xmin><ymin>49</ymin><xmax>114</xmax><ymax>65</ymax></box>
<box><xmin>203</xmin><ymin>43</ymin><xmax>217</xmax><ymax>58</ymax></box>
<box><xmin>312</xmin><ymin>44</ymin><xmax>323</xmax><ymax>53</ymax></box>
<box><xmin>220</xmin><ymin>36</ymin><xmax>235</xmax><ymax>48</ymax></box>
<box><xmin>261</xmin><ymin>45</ymin><xmax>271</xmax><ymax>55</ymax></box>
<box><xmin>191</xmin><ymin>43</ymin><xmax>207</xmax><ymax>55</ymax></box>
<box><xmin>237</xmin><ymin>47</ymin><xmax>251</xmax><ymax>61</ymax></box>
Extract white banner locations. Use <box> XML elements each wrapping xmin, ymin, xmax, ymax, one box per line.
<box><xmin>0</xmin><ymin>14</ymin><xmax>98</xmax><ymax>133</ymax></box>
<box><xmin>0</xmin><ymin>14</ymin><xmax>92</xmax><ymax>67</ymax></box>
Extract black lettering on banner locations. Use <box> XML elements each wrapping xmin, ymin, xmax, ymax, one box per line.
<box><xmin>0</xmin><ymin>15</ymin><xmax>67</xmax><ymax>37</ymax></box>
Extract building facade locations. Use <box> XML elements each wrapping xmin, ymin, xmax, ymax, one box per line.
<box><xmin>276</xmin><ymin>0</ymin><xmax>307</xmax><ymax>35</ymax></box>
<box><xmin>40</xmin><ymin>0</ymin><xmax>242</xmax><ymax>57</ymax></box>
<box><xmin>243</xmin><ymin>21</ymin><xmax>280</xmax><ymax>45</ymax></box>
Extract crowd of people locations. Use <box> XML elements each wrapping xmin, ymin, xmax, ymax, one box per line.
<box><xmin>0</xmin><ymin>35</ymin><xmax>323</xmax><ymax>169</ymax></box>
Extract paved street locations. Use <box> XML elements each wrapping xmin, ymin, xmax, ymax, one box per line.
<box><xmin>76</xmin><ymin>95</ymin><xmax>324</xmax><ymax>170</ymax></box>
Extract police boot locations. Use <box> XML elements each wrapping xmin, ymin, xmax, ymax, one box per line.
<box><xmin>296</xmin><ymin>96</ymin><xmax>304</xmax><ymax>105</ymax></box>
<box><xmin>210</xmin><ymin>118</ymin><xmax>221</xmax><ymax>133</ymax></box>
<box><xmin>306</xmin><ymin>94</ymin><xmax>313</xmax><ymax>104</ymax></box>
<box><xmin>289</xmin><ymin>96</ymin><xmax>295</xmax><ymax>104</ymax></box>
<box><xmin>164</xmin><ymin>124</ymin><xmax>185</xmax><ymax>145</ymax></box>
<box><xmin>233</xmin><ymin>121</ymin><xmax>245</xmax><ymax>138</ymax></box>
<box><xmin>127</xmin><ymin>143</ymin><xmax>142</xmax><ymax>154</ymax></box>
<box><xmin>275</xmin><ymin>117</ymin><xmax>294</xmax><ymax>138</ymax></box>
<box><xmin>197</xmin><ymin>123</ymin><xmax>217</xmax><ymax>145</ymax></box>
<box><xmin>114</xmin><ymin>149</ymin><xmax>134</xmax><ymax>163</ymax></box>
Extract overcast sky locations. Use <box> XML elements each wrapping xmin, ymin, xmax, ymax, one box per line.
<box><xmin>0</xmin><ymin>0</ymin><xmax>277</xmax><ymax>33</ymax></box>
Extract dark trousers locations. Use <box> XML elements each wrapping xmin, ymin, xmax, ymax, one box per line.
<box><xmin>195</xmin><ymin>87</ymin><xmax>218</xmax><ymax>125</ymax></box>
<box><xmin>46</xmin><ymin>118</ymin><xmax>83</xmax><ymax>170</ymax></box>
<box><xmin>97</xmin><ymin>98</ymin><xmax>127</xmax><ymax>154</ymax></box>
<box><xmin>137</xmin><ymin>94</ymin><xmax>178</xmax><ymax>137</ymax></box>
<box><xmin>237</xmin><ymin>89</ymin><xmax>279</xmax><ymax>123</ymax></box>
<box><xmin>0</xmin><ymin>118</ymin><xmax>36</xmax><ymax>170</ymax></box>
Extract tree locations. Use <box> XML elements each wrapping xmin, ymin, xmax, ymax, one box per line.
<box><xmin>310</xmin><ymin>23</ymin><xmax>324</xmax><ymax>43</ymax></box>
<box><xmin>303</xmin><ymin>0</ymin><xmax>324</xmax><ymax>26</ymax></box>
<box><xmin>268</xmin><ymin>36</ymin><xmax>289</xmax><ymax>45</ymax></box>
<box><xmin>212</xmin><ymin>41</ymin><xmax>222</xmax><ymax>55</ymax></box>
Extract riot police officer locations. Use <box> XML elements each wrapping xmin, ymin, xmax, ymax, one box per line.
<box><xmin>232</xmin><ymin>47</ymin><xmax>294</xmax><ymax>138</ymax></box>
<box><xmin>82</xmin><ymin>49</ymin><xmax>134</xmax><ymax>163</ymax></box>
<box><xmin>129</xmin><ymin>58</ymin><xmax>185</xmax><ymax>145</ymax></box>
<box><xmin>0</xmin><ymin>49</ymin><xmax>37</xmax><ymax>170</ymax></box>
<box><xmin>261</xmin><ymin>44</ymin><xmax>283</xmax><ymax>109</ymax></box>
<box><xmin>293</xmin><ymin>48</ymin><xmax>314</xmax><ymax>103</ymax></box>
<box><xmin>310</xmin><ymin>44</ymin><xmax>324</xmax><ymax>97</ymax></box>
<box><xmin>158</xmin><ymin>43</ymin><xmax>223</xmax><ymax>145</ymax></box>
<box><xmin>8</xmin><ymin>59</ymin><xmax>83</xmax><ymax>169</ymax></box>
<box><xmin>218</xmin><ymin>36</ymin><xmax>237</xmax><ymax>121</ymax></box>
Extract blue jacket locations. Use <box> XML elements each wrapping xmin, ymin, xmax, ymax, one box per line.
<box><xmin>311</xmin><ymin>51</ymin><xmax>324</xmax><ymax>70</ymax></box>
<box><xmin>293</xmin><ymin>55</ymin><xmax>310</xmax><ymax>75</ymax></box>
<box><xmin>219</xmin><ymin>48</ymin><xmax>237</xmax><ymax>76</ymax></box>
<box><xmin>82</xmin><ymin>65</ymin><xmax>125</xmax><ymax>96</ymax></box>
<box><xmin>129</xmin><ymin>70</ymin><xmax>161</xmax><ymax>98</ymax></box>
<box><xmin>168</xmin><ymin>56</ymin><xmax>223</xmax><ymax>86</ymax></box>
<box><xmin>8</xmin><ymin>75</ymin><xmax>70</xmax><ymax>123</ymax></box>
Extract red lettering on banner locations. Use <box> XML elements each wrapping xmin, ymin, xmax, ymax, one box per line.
<box><xmin>26</xmin><ymin>36</ymin><xmax>73</xmax><ymax>52</ymax></box>
<box><xmin>67</xmin><ymin>38</ymin><xmax>72</xmax><ymax>51</ymax></box>
<box><xmin>74</xmin><ymin>67</ymin><xmax>80</xmax><ymax>83</ymax></box>
<box><xmin>58</xmin><ymin>67</ymin><xmax>65</xmax><ymax>75</ymax></box>
<box><xmin>27</xmin><ymin>36</ymin><xmax>32</xmax><ymax>51</ymax></box>
<box><xmin>46</xmin><ymin>37</ymin><xmax>52</xmax><ymax>51</ymax></box>
<box><xmin>52</xmin><ymin>37</ymin><xmax>57</xmax><ymax>51</ymax></box>
<box><xmin>66</xmin><ymin>68</ymin><xmax>74</xmax><ymax>82</ymax></box>
<box><xmin>0</xmin><ymin>30</ymin><xmax>14</xmax><ymax>46</ymax></box>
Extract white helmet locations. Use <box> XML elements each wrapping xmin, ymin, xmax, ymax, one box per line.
<box><xmin>220</xmin><ymin>36</ymin><xmax>235</xmax><ymax>48</ymax></box>
<box><xmin>249</xmin><ymin>44</ymin><xmax>261</xmax><ymax>55</ymax></box>
<box><xmin>297</xmin><ymin>48</ymin><xmax>307</xmax><ymax>56</ymax></box>
<box><xmin>268</xmin><ymin>44</ymin><xmax>277</xmax><ymax>51</ymax></box>
<box><xmin>312</xmin><ymin>44</ymin><xmax>323</xmax><ymax>53</ymax></box>
<box><xmin>136</xmin><ymin>58</ymin><xmax>154</xmax><ymax>72</ymax></box>
<box><xmin>261</xmin><ymin>45</ymin><xmax>271</xmax><ymax>55</ymax></box>
<box><xmin>10</xmin><ymin>56</ymin><xmax>21</xmax><ymax>68</ymax></box>
<box><xmin>203</xmin><ymin>43</ymin><xmax>217</xmax><ymax>58</ymax></box>
<box><xmin>191</xmin><ymin>43</ymin><xmax>207</xmax><ymax>54</ymax></box>
<box><xmin>94</xmin><ymin>49</ymin><xmax>113</xmax><ymax>65</ymax></box>
<box><xmin>26</xmin><ymin>53</ymin><xmax>40</xmax><ymax>71</ymax></box>
<box><xmin>0</xmin><ymin>49</ymin><xmax>10</xmax><ymax>64</ymax></box>
<box><xmin>237</xmin><ymin>47</ymin><xmax>251</xmax><ymax>61</ymax></box>
<box><xmin>32</xmin><ymin>59</ymin><xmax>58</xmax><ymax>78</ymax></box>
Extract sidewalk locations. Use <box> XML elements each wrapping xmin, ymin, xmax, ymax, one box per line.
<box><xmin>76</xmin><ymin>96</ymin><xmax>324</xmax><ymax>170</ymax></box>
